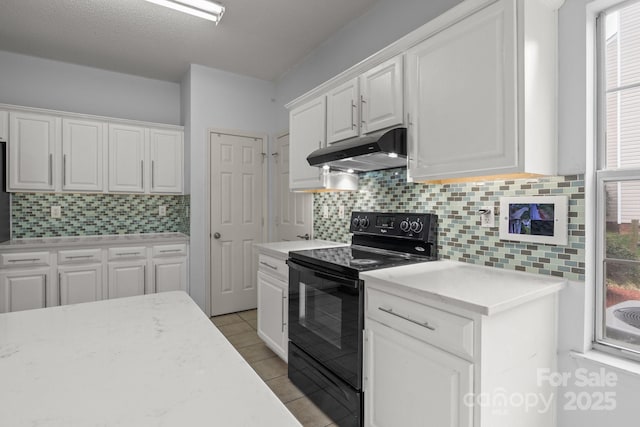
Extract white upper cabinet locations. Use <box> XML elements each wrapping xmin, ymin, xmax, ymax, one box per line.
<box><xmin>327</xmin><ymin>78</ymin><xmax>360</xmax><ymax>144</ymax></box>
<box><xmin>108</xmin><ymin>124</ymin><xmax>147</xmax><ymax>193</ymax></box>
<box><xmin>360</xmin><ymin>56</ymin><xmax>404</xmax><ymax>135</ymax></box>
<box><xmin>406</xmin><ymin>0</ymin><xmax>558</xmax><ymax>182</ymax></box>
<box><xmin>289</xmin><ymin>96</ymin><xmax>327</xmax><ymax>190</ymax></box>
<box><xmin>0</xmin><ymin>111</ymin><xmax>7</xmax><ymax>143</ymax></box>
<box><xmin>62</xmin><ymin>118</ymin><xmax>105</xmax><ymax>192</ymax></box>
<box><xmin>9</xmin><ymin>112</ymin><xmax>59</xmax><ymax>192</ymax></box>
<box><xmin>149</xmin><ymin>129</ymin><xmax>183</xmax><ymax>194</ymax></box>
<box><xmin>326</xmin><ymin>56</ymin><xmax>404</xmax><ymax>145</ymax></box>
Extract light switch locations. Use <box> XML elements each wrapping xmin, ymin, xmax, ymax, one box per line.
<box><xmin>323</xmin><ymin>205</ymin><xmax>329</xmax><ymax>218</ymax></box>
<box><xmin>51</xmin><ymin>206</ymin><xmax>61</xmax><ymax>219</ymax></box>
<box><xmin>338</xmin><ymin>205</ymin><xmax>345</xmax><ymax>218</ymax></box>
<box><xmin>159</xmin><ymin>206</ymin><xmax>167</xmax><ymax>216</ymax></box>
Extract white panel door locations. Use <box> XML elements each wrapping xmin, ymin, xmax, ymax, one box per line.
<box><xmin>58</xmin><ymin>264</ymin><xmax>103</xmax><ymax>305</ymax></box>
<box><xmin>210</xmin><ymin>132</ymin><xmax>263</xmax><ymax>315</ymax></box>
<box><xmin>326</xmin><ymin>77</ymin><xmax>359</xmax><ymax>143</ymax></box>
<box><xmin>364</xmin><ymin>320</ymin><xmax>473</xmax><ymax>427</ymax></box>
<box><xmin>9</xmin><ymin>111</ymin><xmax>59</xmax><ymax>191</ymax></box>
<box><xmin>0</xmin><ymin>268</ymin><xmax>50</xmax><ymax>313</ymax></box>
<box><xmin>406</xmin><ymin>0</ymin><xmax>517</xmax><ymax>181</ymax></box>
<box><xmin>62</xmin><ymin>118</ymin><xmax>104</xmax><ymax>192</ymax></box>
<box><xmin>289</xmin><ymin>96</ymin><xmax>326</xmax><ymax>190</ymax></box>
<box><xmin>108</xmin><ymin>124</ymin><xmax>147</xmax><ymax>193</ymax></box>
<box><xmin>275</xmin><ymin>133</ymin><xmax>312</xmax><ymax>241</ymax></box>
<box><xmin>257</xmin><ymin>271</ymin><xmax>287</xmax><ymax>361</ymax></box>
<box><xmin>149</xmin><ymin>129</ymin><xmax>183</xmax><ymax>194</ymax></box>
<box><xmin>108</xmin><ymin>261</ymin><xmax>146</xmax><ymax>299</ymax></box>
<box><xmin>0</xmin><ymin>111</ymin><xmax>7</xmax><ymax>142</ymax></box>
<box><xmin>152</xmin><ymin>257</ymin><xmax>187</xmax><ymax>293</ymax></box>
<box><xmin>360</xmin><ymin>55</ymin><xmax>404</xmax><ymax>134</ymax></box>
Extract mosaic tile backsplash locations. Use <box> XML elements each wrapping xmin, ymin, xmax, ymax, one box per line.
<box><xmin>313</xmin><ymin>169</ymin><xmax>585</xmax><ymax>281</ymax></box>
<box><xmin>12</xmin><ymin>193</ymin><xmax>190</xmax><ymax>238</ymax></box>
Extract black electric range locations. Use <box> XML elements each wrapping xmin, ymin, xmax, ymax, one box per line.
<box><xmin>287</xmin><ymin>211</ymin><xmax>438</xmax><ymax>427</ymax></box>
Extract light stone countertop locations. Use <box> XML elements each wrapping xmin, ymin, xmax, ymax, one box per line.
<box><xmin>361</xmin><ymin>260</ymin><xmax>566</xmax><ymax>316</ymax></box>
<box><xmin>254</xmin><ymin>239</ymin><xmax>348</xmax><ymax>260</ymax></box>
<box><xmin>0</xmin><ymin>232</ymin><xmax>189</xmax><ymax>252</ymax></box>
<box><xmin>0</xmin><ymin>291</ymin><xmax>301</xmax><ymax>427</ymax></box>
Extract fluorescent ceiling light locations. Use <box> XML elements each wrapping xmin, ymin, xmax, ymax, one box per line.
<box><xmin>144</xmin><ymin>0</ymin><xmax>225</xmax><ymax>24</ymax></box>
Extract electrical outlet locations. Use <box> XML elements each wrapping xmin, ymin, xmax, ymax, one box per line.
<box><xmin>159</xmin><ymin>206</ymin><xmax>167</xmax><ymax>217</ymax></box>
<box><xmin>480</xmin><ymin>206</ymin><xmax>494</xmax><ymax>227</ymax></box>
<box><xmin>338</xmin><ymin>205</ymin><xmax>345</xmax><ymax>219</ymax></box>
<box><xmin>51</xmin><ymin>206</ymin><xmax>61</xmax><ymax>219</ymax></box>
<box><xmin>323</xmin><ymin>205</ymin><xmax>329</xmax><ymax>218</ymax></box>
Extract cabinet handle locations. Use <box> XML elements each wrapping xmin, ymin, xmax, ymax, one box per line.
<box><xmin>144</xmin><ymin>265</ymin><xmax>147</xmax><ymax>294</ymax></box>
<box><xmin>58</xmin><ymin>273</ymin><xmax>62</xmax><ymax>306</ymax></box>
<box><xmin>63</xmin><ymin>154</ymin><xmax>66</xmax><ymax>187</ymax></box>
<box><xmin>282</xmin><ymin>295</ymin><xmax>287</xmax><ymax>332</ymax></box>
<box><xmin>259</xmin><ymin>261</ymin><xmax>278</xmax><ymax>271</ymax></box>
<box><xmin>67</xmin><ymin>255</ymin><xmax>93</xmax><ymax>259</ymax></box>
<box><xmin>378</xmin><ymin>306</ymin><xmax>435</xmax><ymax>331</ymax></box>
<box><xmin>154</xmin><ymin>264</ymin><xmax>158</xmax><ymax>292</ymax></box>
<box><xmin>159</xmin><ymin>249</ymin><xmax>181</xmax><ymax>253</ymax></box>
<box><xmin>141</xmin><ymin>160</ymin><xmax>144</xmax><ymax>188</ymax></box>
<box><xmin>360</xmin><ymin>95</ymin><xmax>366</xmax><ymax>126</ymax></box>
<box><xmin>8</xmin><ymin>258</ymin><xmax>39</xmax><ymax>263</ymax></box>
<box><xmin>49</xmin><ymin>154</ymin><xmax>53</xmax><ymax>186</ymax></box>
<box><xmin>116</xmin><ymin>252</ymin><xmax>140</xmax><ymax>256</ymax></box>
<box><xmin>351</xmin><ymin>101</ymin><xmax>357</xmax><ymax>129</ymax></box>
<box><xmin>407</xmin><ymin>113</ymin><xmax>413</xmax><ymax>126</ymax></box>
<box><xmin>151</xmin><ymin>160</ymin><xmax>155</xmax><ymax>189</ymax></box>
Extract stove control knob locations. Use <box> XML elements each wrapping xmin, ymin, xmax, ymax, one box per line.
<box><xmin>410</xmin><ymin>221</ymin><xmax>423</xmax><ymax>233</ymax></box>
<box><xmin>352</xmin><ymin>217</ymin><xmax>360</xmax><ymax>228</ymax></box>
<box><xmin>360</xmin><ymin>217</ymin><xmax>370</xmax><ymax>228</ymax></box>
<box><xmin>400</xmin><ymin>220</ymin><xmax>410</xmax><ymax>232</ymax></box>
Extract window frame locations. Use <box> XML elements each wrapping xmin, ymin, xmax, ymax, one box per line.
<box><xmin>594</xmin><ymin>3</ymin><xmax>640</xmax><ymax>362</ymax></box>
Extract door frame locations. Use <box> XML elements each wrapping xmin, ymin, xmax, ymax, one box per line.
<box><xmin>205</xmin><ymin>128</ymin><xmax>268</xmax><ymax>316</ymax></box>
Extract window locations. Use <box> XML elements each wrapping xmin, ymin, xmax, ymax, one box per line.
<box><xmin>596</xmin><ymin>0</ymin><xmax>640</xmax><ymax>359</ymax></box>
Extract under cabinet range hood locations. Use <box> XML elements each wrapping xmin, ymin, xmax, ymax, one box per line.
<box><xmin>307</xmin><ymin>127</ymin><xmax>407</xmax><ymax>172</ymax></box>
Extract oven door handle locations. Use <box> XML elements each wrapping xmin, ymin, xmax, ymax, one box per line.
<box><xmin>288</xmin><ymin>259</ymin><xmax>360</xmax><ymax>289</ymax></box>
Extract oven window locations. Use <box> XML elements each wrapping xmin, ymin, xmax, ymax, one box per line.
<box><xmin>299</xmin><ymin>281</ymin><xmax>343</xmax><ymax>349</ymax></box>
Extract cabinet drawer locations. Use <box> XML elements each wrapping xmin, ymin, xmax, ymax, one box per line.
<box><xmin>152</xmin><ymin>244</ymin><xmax>187</xmax><ymax>258</ymax></box>
<box><xmin>0</xmin><ymin>252</ymin><xmax>50</xmax><ymax>268</ymax></box>
<box><xmin>258</xmin><ymin>254</ymin><xmax>288</xmax><ymax>280</ymax></box>
<box><xmin>58</xmin><ymin>248</ymin><xmax>102</xmax><ymax>264</ymax></box>
<box><xmin>366</xmin><ymin>287</ymin><xmax>474</xmax><ymax>359</ymax></box>
<box><xmin>107</xmin><ymin>246</ymin><xmax>147</xmax><ymax>260</ymax></box>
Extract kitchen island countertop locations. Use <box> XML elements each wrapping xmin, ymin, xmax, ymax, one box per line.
<box><xmin>361</xmin><ymin>260</ymin><xmax>566</xmax><ymax>316</ymax></box>
<box><xmin>0</xmin><ymin>291</ymin><xmax>301</xmax><ymax>427</ymax></box>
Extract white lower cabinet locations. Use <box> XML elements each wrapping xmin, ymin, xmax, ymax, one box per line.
<box><xmin>257</xmin><ymin>271</ymin><xmax>288</xmax><ymax>360</ymax></box>
<box><xmin>364</xmin><ymin>319</ymin><xmax>473</xmax><ymax>427</ymax></box>
<box><xmin>152</xmin><ymin>257</ymin><xmax>188</xmax><ymax>293</ymax></box>
<box><xmin>108</xmin><ymin>260</ymin><xmax>147</xmax><ymax>299</ymax></box>
<box><xmin>58</xmin><ymin>264</ymin><xmax>103</xmax><ymax>305</ymax></box>
<box><xmin>0</xmin><ymin>267</ymin><xmax>51</xmax><ymax>313</ymax></box>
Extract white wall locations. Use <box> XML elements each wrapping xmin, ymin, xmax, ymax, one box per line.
<box><xmin>185</xmin><ymin>64</ymin><xmax>276</xmax><ymax>313</ymax></box>
<box><xmin>0</xmin><ymin>50</ymin><xmax>181</xmax><ymax>125</ymax></box>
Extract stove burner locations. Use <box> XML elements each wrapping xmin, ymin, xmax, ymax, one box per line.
<box><xmin>349</xmin><ymin>259</ymin><xmax>381</xmax><ymax>267</ymax></box>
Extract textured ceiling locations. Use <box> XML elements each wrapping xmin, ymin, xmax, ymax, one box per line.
<box><xmin>0</xmin><ymin>0</ymin><xmax>378</xmax><ymax>82</ymax></box>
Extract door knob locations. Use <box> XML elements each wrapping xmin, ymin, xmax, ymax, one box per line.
<box><xmin>213</xmin><ymin>232</ymin><xmax>221</xmax><ymax>239</ymax></box>
<box><xmin>296</xmin><ymin>233</ymin><xmax>310</xmax><ymax>240</ymax></box>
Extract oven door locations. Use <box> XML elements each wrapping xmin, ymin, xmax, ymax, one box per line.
<box><xmin>288</xmin><ymin>258</ymin><xmax>363</xmax><ymax>389</ymax></box>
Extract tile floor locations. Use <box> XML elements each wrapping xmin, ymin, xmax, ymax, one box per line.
<box><xmin>211</xmin><ymin>309</ymin><xmax>338</xmax><ymax>427</ymax></box>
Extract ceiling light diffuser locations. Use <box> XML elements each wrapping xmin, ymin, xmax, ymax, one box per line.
<box><xmin>144</xmin><ymin>0</ymin><xmax>225</xmax><ymax>24</ymax></box>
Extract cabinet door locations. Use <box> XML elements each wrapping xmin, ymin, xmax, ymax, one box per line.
<box><xmin>58</xmin><ymin>264</ymin><xmax>103</xmax><ymax>306</ymax></box>
<box><xmin>0</xmin><ymin>111</ymin><xmax>7</xmax><ymax>142</ymax></box>
<box><xmin>406</xmin><ymin>0</ymin><xmax>517</xmax><ymax>181</ymax></box>
<box><xmin>364</xmin><ymin>320</ymin><xmax>473</xmax><ymax>427</ymax></box>
<box><xmin>257</xmin><ymin>271</ymin><xmax>287</xmax><ymax>361</ymax></box>
<box><xmin>152</xmin><ymin>257</ymin><xmax>187</xmax><ymax>293</ymax></box>
<box><xmin>149</xmin><ymin>129</ymin><xmax>183</xmax><ymax>194</ymax></box>
<box><xmin>9</xmin><ymin>112</ymin><xmax>59</xmax><ymax>191</ymax></box>
<box><xmin>289</xmin><ymin>97</ymin><xmax>326</xmax><ymax>190</ymax></box>
<box><xmin>108</xmin><ymin>124</ymin><xmax>147</xmax><ymax>193</ymax></box>
<box><xmin>0</xmin><ymin>268</ymin><xmax>50</xmax><ymax>313</ymax></box>
<box><xmin>326</xmin><ymin>77</ymin><xmax>359</xmax><ymax>144</ymax></box>
<box><xmin>108</xmin><ymin>260</ymin><xmax>146</xmax><ymax>299</ymax></box>
<box><xmin>62</xmin><ymin>118</ymin><xmax>104</xmax><ymax>192</ymax></box>
<box><xmin>360</xmin><ymin>56</ymin><xmax>404</xmax><ymax>134</ymax></box>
